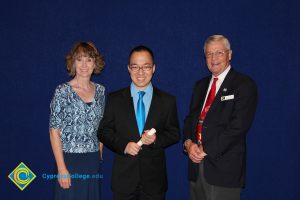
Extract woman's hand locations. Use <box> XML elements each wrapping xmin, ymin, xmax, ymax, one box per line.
<box><xmin>57</xmin><ymin>168</ymin><xmax>71</xmax><ymax>189</ymax></box>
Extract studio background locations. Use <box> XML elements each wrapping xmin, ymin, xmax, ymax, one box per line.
<box><xmin>1</xmin><ymin>0</ymin><xmax>299</xmax><ymax>199</ymax></box>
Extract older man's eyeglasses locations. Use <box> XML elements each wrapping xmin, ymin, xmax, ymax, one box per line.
<box><xmin>205</xmin><ymin>50</ymin><xmax>228</xmax><ymax>58</ymax></box>
<box><xmin>129</xmin><ymin>64</ymin><xmax>153</xmax><ymax>72</ymax></box>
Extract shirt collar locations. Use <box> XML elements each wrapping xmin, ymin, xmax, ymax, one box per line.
<box><xmin>213</xmin><ymin>65</ymin><xmax>231</xmax><ymax>82</ymax></box>
<box><xmin>130</xmin><ymin>82</ymin><xmax>153</xmax><ymax>97</ymax></box>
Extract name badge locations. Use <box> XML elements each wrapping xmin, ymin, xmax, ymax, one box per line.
<box><xmin>221</xmin><ymin>95</ymin><xmax>234</xmax><ymax>101</ymax></box>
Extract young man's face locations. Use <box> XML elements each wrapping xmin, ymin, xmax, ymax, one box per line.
<box><xmin>128</xmin><ymin>51</ymin><xmax>155</xmax><ymax>90</ymax></box>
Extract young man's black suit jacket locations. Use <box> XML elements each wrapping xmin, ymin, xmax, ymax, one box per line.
<box><xmin>184</xmin><ymin>68</ymin><xmax>257</xmax><ymax>188</ymax></box>
<box><xmin>98</xmin><ymin>86</ymin><xmax>180</xmax><ymax>195</ymax></box>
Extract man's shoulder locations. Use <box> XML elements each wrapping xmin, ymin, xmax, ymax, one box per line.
<box><xmin>107</xmin><ymin>87</ymin><xmax>129</xmax><ymax>98</ymax></box>
<box><xmin>53</xmin><ymin>82</ymin><xmax>70</xmax><ymax>96</ymax></box>
<box><xmin>235</xmin><ymin>70</ymin><xmax>255</xmax><ymax>81</ymax></box>
<box><xmin>153</xmin><ymin>87</ymin><xmax>176</xmax><ymax>100</ymax></box>
<box><xmin>230</xmin><ymin>69</ymin><xmax>257</xmax><ymax>88</ymax></box>
<box><xmin>194</xmin><ymin>75</ymin><xmax>211</xmax><ymax>88</ymax></box>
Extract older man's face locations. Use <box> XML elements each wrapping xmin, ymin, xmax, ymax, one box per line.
<box><xmin>205</xmin><ymin>40</ymin><xmax>232</xmax><ymax>77</ymax></box>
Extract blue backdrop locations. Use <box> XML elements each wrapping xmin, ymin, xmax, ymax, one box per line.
<box><xmin>1</xmin><ymin>0</ymin><xmax>299</xmax><ymax>199</ymax></box>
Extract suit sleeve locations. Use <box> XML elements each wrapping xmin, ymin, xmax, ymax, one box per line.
<box><xmin>183</xmin><ymin>83</ymin><xmax>200</xmax><ymax>142</ymax></box>
<box><xmin>97</xmin><ymin>94</ymin><xmax>130</xmax><ymax>155</ymax></box>
<box><xmin>153</xmin><ymin>97</ymin><xmax>180</xmax><ymax>148</ymax></box>
<box><xmin>203</xmin><ymin>79</ymin><xmax>258</xmax><ymax>159</ymax></box>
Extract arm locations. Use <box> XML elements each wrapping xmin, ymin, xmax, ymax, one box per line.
<box><xmin>152</xmin><ymin>98</ymin><xmax>180</xmax><ymax>148</ymax></box>
<box><xmin>97</xmin><ymin>95</ymin><xmax>135</xmax><ymax>155</ymax></box>
<box><xmin>99</xmin><ymin>85</ymin><xmax>105</xmax><ymax>160</ymax></box>
<box><xmin>49</xmin><ymin>86</ymin><xmax>72</xmax><ymax>189</ymax></box>
<box><xmin>99</xmin><ymin>142</ymin><xmax>103</xmax><ymax>160</ymax></box>
<box><xmin>49</xmin><ymin>128</ymin><xmax>71</xmax><ymax>189</ymax></box>
<box><xmin>183</xmin><ymin>82</ymin><xmax>207</xmax><ymax>162</ymax></box>
<box><xmin>183</xmin><ymin>82</ymin><xmax>202</xmax><ymax>143</ymax></box>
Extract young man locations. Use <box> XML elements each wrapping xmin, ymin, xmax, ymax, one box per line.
<box><xmin>98</xmin><ymin>45</ymin><xmax>180</xmax><ymax>200</ymax></box>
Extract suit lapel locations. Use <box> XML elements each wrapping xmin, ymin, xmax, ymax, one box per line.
<box><xmin>144</xmin><ymin>87</ymin><xmax>160</xmax><ymax>130</ymax></box>
<box><xmin>196</xmin><ymin>77</ymin><xmax>211</xmax><ymax>116</ymax></box>
<box><xmin>208</xmin><ymin>68</ymin><xmax>236</xmax><ymax>113</ymax></box>
<box><xmin>121</xmin><ymin>87</ymin><xmax>140</xmax><ymax>137</ymax></box>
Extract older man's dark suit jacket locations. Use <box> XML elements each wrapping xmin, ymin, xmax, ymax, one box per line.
<box><xmin>98</xmin><ymin>86</ymin><xmax>180</xmax><ymax>195</ymax></box>
<box><xmin>184</xmin><ymin>68</ymin><xmax>257</xmax><ymax>188</ymax></box>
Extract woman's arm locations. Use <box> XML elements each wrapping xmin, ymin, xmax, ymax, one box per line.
<box><xmin>50</xmin><ymin>128</ymin><xmax>71</xmax><ymax>189</ymax></box>
<box><xmin>99</xmin><ymin>142</ymin><xmax>103</xmax><ymax>160</ymax></box>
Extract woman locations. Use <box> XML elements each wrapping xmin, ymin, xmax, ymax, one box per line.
<box><xmin>49</xmin><ymin>42</ymin><xmax>105</xmax><ymax>200</ymax></box>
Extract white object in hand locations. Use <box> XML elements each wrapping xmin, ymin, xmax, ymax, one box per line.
<box><xmin>137</xmin><ymin>128</ymin><xmax>156</xmax><ymax>146</ymax></box>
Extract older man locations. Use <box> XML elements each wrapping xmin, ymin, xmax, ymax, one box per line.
<box><xmin>184</xmin><ymin>35</ymin><xmax>257</xmax><ymax>200</ymax></box>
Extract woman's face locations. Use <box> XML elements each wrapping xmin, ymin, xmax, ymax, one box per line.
<box><xmin>74</xmin><ymin>54</ymin><xmax>95</xmax><ymax>78</ymax></box>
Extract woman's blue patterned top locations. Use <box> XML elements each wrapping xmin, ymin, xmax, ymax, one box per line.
<box><xmin>49</xmin><ymin>82</ymin><xmax>105</xmax><ymax>153</ymax></box>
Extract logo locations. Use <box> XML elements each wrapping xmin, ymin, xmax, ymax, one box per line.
<box><xmin>8</xmin><ymin>162</ymin><xmax>36</xmax><ymax>190</ymax></box>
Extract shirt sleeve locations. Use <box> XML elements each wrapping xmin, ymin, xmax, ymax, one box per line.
<box><xmin>49</xmin><ymin>86</ymin><xmax>63</xmax><ymax>129</ymax></box>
